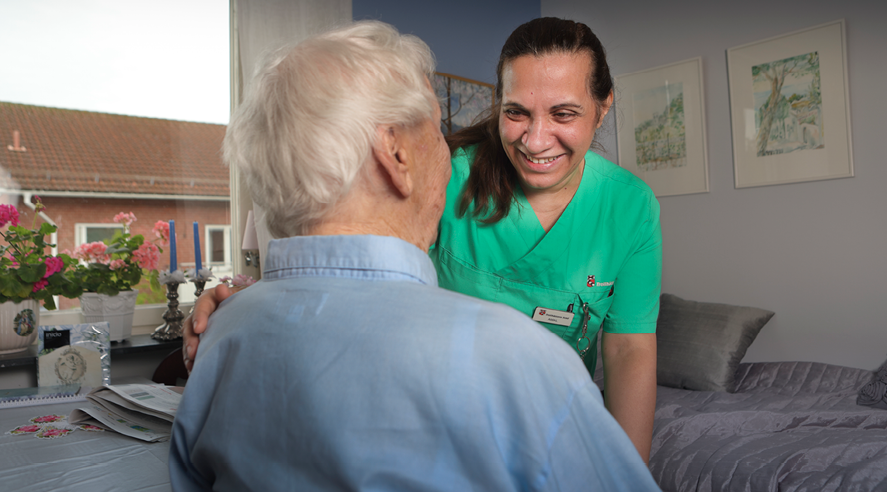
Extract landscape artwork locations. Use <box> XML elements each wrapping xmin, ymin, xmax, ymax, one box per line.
<box><xmin>632</xmin><ymin>82</ymin><xmax>686</xmax><ymax>172</ymax></box>
<box><xmin>431</xmin><ymin>73</ymin><xmax>494</xmax><ymax>135</ymax></box>
<box><xmin>752</xmin><ymin>51</ymin><xmax>823</xmax><ymax>157</ymax></box>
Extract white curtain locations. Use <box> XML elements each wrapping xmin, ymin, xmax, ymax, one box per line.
<box><xmin>230</xmin><ymin>0</ymin><xmax>352</xmax><ymax>277</ymax></box>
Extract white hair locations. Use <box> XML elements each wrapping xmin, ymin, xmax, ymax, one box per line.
<box><xmin>223</xmin><ymin>21</ymin><xmax>437</xmax><ymax>238</ymax></box>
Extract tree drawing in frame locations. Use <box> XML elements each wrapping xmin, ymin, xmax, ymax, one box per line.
<box><xmin>632</xmin><ymin>82</ymin><xmax>686</xmax><ymax>172</ymax></box>
<box><xmin>752</xmin><ymin>51</ymin><xmax>822</xmax><ymax>157</ymax></box>
<box><xmin>432</xmin><ymin>73</ymin><xmax>494</xmax><ymax>135</ymax></box>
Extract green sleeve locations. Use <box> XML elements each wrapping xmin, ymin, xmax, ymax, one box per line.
<box><xmin>604</xmin><ymin>190</ymin><xmax>662</xmax><ymax>334</ymax></box>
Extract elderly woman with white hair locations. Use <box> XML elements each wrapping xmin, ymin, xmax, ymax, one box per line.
<box><xmin>168</xmin><ymin>20</ymin><xmax>659</xmax><ymax>491</ymax></box>
<box><xmin>224</xmin><ymin>22</ymin><xmax>449</xmax><ymax>243</ymax></box>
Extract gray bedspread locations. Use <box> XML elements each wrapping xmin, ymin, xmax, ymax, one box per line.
<box><xmin>650</xmin><ymin>361</ymin><xmax>887</xmax><ymax>492</ymax></box>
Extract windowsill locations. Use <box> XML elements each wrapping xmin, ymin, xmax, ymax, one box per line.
<box><xmin>0</xmin><ymin>334</ymin><xmax>181</xmax><ymax>369</ymax></box>
<box><xmin>41</xmin><ymin>302</ymin><xmax>194</xmax><ymax>337</ymax></box>
<box><xmin>0</xmin><ymin>302</ymin><xmax>193</xmax><ymax>369</ymax></box>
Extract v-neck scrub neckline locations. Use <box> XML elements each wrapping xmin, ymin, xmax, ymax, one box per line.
<box><xmin>430</xmin><ymin>145</ymin><xmax>662</xmax><ymax>377</ymax></box>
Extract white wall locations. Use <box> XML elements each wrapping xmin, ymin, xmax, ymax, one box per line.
<box><xmin>543</xmin><ymin>0</ymin><xmax>887</xmax><ymax>370</ymax></box>
<box><xmin>232</xmin><ymin>0</ymin><xmax>353</xmax><ymax>277</ymax></box>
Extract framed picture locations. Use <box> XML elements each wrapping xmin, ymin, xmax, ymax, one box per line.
<box><xmin>727</xmin><ymin>20</ymin><xmax>853</xmax><ymax>188</ymax></box>
<box><xmin>615</xmin><ymin>57</ymin><xmax>709</xmax><ymax>197</ymax></box>
<box><xmin>431</xmin><ymin>72</ymin><xmax>494</xmax><ymax>135</ymax></box>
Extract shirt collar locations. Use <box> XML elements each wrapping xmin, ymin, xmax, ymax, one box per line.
<box><xmin>263</xmin><ymin>234</ymin><xmax>438</xmax><ymax>286</ymax></box>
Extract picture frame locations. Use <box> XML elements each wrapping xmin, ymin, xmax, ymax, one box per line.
<box><xmin>431</xmin><ymin>72</ymin><xmax>494</xmax><ymax>136</ymax></box>
<box><xmin>727</xmin><ymin>20</ymin><xmax>853</xmax><ymax>188</ymax></box>
<box><xmin>615</xmin><ymin>57</ymin><xmax>709</xmax><ymax>197</ymax></box>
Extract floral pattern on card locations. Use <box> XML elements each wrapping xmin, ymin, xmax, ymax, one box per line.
<box><xmin>35</xmin><ymin>426</ymin><xmax>74</xmax><ymax>439</ymax></box>
<box><xmin>8</xmin><ymin>424</ymin><xmax>42</xmax><ymax>435</ymax></box>
<box><xmin>6</xmin><ymin>414</ymin><xmax>100</xmax><ymax>439</ymax></box>
<box><xmin>30</xmin><ymin>414</ymin><xmax>66</xmax><ymax>424</ymax></box>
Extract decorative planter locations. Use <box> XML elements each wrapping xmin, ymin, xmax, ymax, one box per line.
<box><xmin>80</xmin><ymin>290</ymin><xmax>139</xmax><ymax>342</ymax></box>
<box><xmin>0</xmin><ymin>299</ymin><xmax>40</xmax><ymax>355</ymax></box>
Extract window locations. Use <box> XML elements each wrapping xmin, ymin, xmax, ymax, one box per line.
<box><xmin>3</xmin><ymin>2</ymin><xmax>232</xmax><ymax>330</ymax></box>
<box><xmin>75</xmin><ymin>223</ymin><xmax>124</xmax><ymax>248</ymax></box>
<box><xmin>206</xmin><ymin>225</ymin><xmax>232</xmax><ymax>267</ymax></box>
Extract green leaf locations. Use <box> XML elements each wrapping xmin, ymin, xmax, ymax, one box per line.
<box><xmin>15</xmin><ymin>283</ymin><xmax>31</xmax><ymax>299</ymax></box>
<box><xmin>97</xmin><ymin>283</ymin><xmax>119</xmax><ymax>297</ymax></box>
<box><xmin>0</xmin><ymin>276</ymin><xmax>18</xmax><ymax>297</ymax></box>
<box><xmin>17</xmin><ymin>263</ymin><xmax>46</xmax><ymax>283</ymax></box>
<box><xmin>7</xmin><ymin>225</ymin><xmax>28</xmax><ymax>235</ymax></box>
<box><xmin>38</xmin><ymin>222</ymin><xmax>57</xmax><ymax>236</ymax></box>
<box><xmin>103</xmin><ymin>245</ymin><xmax>130</xmax><ymax>255</ymax></box>
<box><xmin>88</xmin><ymin>263</ymin><xmax>112</xmax><ymax>273</ymax></box>
<box><xmin>123</xmin><ymin>268</ymin><xmax>141</xmax><ymax>285</ymax></box>
<box><xmin>149</xmin><ymin>271</ymin><xmax>161</xmax><ymax>293</ymax></box>
<box><xmin>108</xmin><ymin>230</ymin><xmax>125</xmax><ymax>243</ymax></box>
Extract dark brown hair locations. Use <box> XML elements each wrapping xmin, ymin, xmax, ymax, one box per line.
<box><xmin>446</xmin><ymin>17</ymin><xmax>614</xmax><ymax>223</ymax></box>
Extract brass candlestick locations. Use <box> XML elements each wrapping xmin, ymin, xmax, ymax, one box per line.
<box><xmin>152</xmin><ymin>281</ymin><xmax>184</xmax><ymax>340</ymax></box>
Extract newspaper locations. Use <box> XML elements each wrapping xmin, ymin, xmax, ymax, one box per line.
<box><xmin>68</xmin><ymin>384</ymin><xmax>183</xmax><ymax>442</ymax></box>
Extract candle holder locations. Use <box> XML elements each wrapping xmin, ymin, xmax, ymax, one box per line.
<box><xmin>152</xmin><ymin>281</ymin><xmax>184</xmax><ymax>340</ymax></box>
<box><xmin>193</xmin><ymin>280</ymin><xmax>207</xmax><ymax>299</ymax></box>
<box><xmin>187</xmin><ymin>268</ymin><xmax>213</xmax><ymax>299</ymax></box>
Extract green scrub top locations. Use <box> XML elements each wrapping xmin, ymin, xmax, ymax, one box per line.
<box><xmin>430</xmin><ymin>145</ymin><xmax>662</xmax><ymax>376</ymax></box>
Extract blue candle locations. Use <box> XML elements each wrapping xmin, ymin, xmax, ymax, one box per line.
<box><xmin>169</xmin><ymin>220</ymin><xmax>177</xmax><ymax>271</ymax></box>
<box><xmin>193</xmin><ymin>221</ymin><xmax>202</xmax><ymax>272</ymax></box>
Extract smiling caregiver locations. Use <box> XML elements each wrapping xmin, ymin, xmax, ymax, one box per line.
<box><xmin>185</xmin><ymin>17</ymin><xmax>662</xmax><ymax>462</ymax></box>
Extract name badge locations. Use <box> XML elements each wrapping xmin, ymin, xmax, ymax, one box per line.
<box><xmin>532</xmin><ymin>306</ymin><xmax>574</xmax><ymax>326</ymax></box>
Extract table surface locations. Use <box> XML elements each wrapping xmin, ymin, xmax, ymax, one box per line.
<box><xmin>0</xmin><ymin>392</ymin><xmax>171</xmax><ymax>491</ymax></box>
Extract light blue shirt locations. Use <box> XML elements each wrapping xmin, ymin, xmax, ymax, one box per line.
<box><xmin>169</xmin><ymin>234</ymin><xmax>660</xmax><ymax>491</ymax></box>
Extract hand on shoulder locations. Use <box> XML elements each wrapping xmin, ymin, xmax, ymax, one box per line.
<box><xmin>182</xmin><ymin>284</ymin><xmax>239</xmax><ymax>373</ymax></box>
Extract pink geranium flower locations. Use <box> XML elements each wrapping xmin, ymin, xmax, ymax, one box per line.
<box><xmin>72</xmin><ymin>211</ymin><xmax>168</xmax><ymax>297</ymax></box>
<box><xmin>113</xmin><ymin>212</ymin><xmax>137</xmax><ymax>228</ymax></box>
<box><xmin>73</xmin><ymin>242</ymin><xmax>111</xmax><ymax>264</ymax></box>
<box><xmin>31</xmin><ymin>195</ymin><xmax>46</xmax><ymax>213</ymax></box>
<box><xmin>0</xmin><ymin>204</ymin><xmax>20</xmax><ymax>228</ymax></box>
<box><xmin>152</xmin><ymin>220</ymin><xmax>170</xmax><ymax>248</ymax></box>
<box><xmin>132</xmin><ymin>242</ymin><xmax>160</xmax><ymax>271</ymax></box>
<box><xmin>42</xmin><ymin>256</ymin><xmax>64</xmax><ymax>278</ymax></box>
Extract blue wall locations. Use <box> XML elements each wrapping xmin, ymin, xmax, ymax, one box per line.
<box><xmin>352</xmin><ymin>1</ymin><xmax>540</xmax><ymax>85</ymax></box>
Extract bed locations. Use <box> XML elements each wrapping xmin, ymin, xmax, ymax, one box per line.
<box><xmin>641</xmin><ymin>294</ymin><xmax>887</xmax><ymax>491</ymax></box>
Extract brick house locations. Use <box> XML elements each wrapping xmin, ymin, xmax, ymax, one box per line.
<box><xmin>0</xmin><ymin>102</ymin><xmax>231</xmax><ymax>309</ymax></box>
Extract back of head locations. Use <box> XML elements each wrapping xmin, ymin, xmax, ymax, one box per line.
<box><xmin>223</xmin><ymin>21</ymin><xmax>436</xmax><ymax>238</ymax></box>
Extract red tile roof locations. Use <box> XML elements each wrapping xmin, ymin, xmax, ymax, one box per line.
<box><xmin>0</xmin><ymin>102</ymin><xmax>229</xmax><ymax>197</ymax></box>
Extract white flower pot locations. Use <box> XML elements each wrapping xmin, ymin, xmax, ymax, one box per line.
<box><xmin>80</xmin><ymin>290</ymin><xmax>139</xmax><ymax>342</ymax></box>
<box><xmin>0</xmin><ymin>299</ymin><xmax>40</xmax><ymax>355</ymax></box>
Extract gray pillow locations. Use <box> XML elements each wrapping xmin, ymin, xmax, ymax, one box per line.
<box><xmin>857</xmin><ymin>357</ymin><xmax>887</xmax><ymax>410</ymax></box>
<box><xmin>656</xmin><ymin>294</ymin><xmax>774</xmax><ymax>393</ymax></box>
